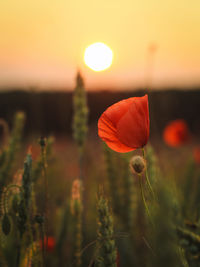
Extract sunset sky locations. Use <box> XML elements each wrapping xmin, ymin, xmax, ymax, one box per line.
<box><xmin>0</xmin><ymin>0</ymin><xmax>200</xmax><ymax>90</ymax></box>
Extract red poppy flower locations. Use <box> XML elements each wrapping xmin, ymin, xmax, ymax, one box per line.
<box><xmin>40</xmin><ymin>236</ymin><xmax>55</xmax><ymax>253</ymax></box>
<box><xmin>193</xmin><ymin>147</ymin><xmax>200</xmax><ymax>165</ymax></box>
<box><xmin>163</xmin><ymin>119</ymin><xmax>190</xmax><ymax>147</ymax></box>
<box><xmin>98</xmin><ymin>95</ymin><xmax>149</xmax><ymax>153</ymax></box>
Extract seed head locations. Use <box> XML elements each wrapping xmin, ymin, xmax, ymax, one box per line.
<box><xmin>130</xmin><ymin>155</ymin><xmax>146</xmax><ymax>174</ymax></box>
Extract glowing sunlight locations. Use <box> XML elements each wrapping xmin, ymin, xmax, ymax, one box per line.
<box><xmin>84</xmin><ymin>42</ymin><xmax>113</xmax><ymax>72</ymax></box>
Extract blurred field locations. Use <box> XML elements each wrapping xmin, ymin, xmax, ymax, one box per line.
<box><xmin>0</xmin><ymin>89</ymin><xmax>200</xmax><ymax>138</ymax></box>
<box><xmin>0</xmin><ymin>84</ymin><xmax>200</xmax><ymax>267</ymax></box>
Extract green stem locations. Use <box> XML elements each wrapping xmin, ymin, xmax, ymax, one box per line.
<box><xmin>41</xmin><ymin>145</ymin><xmax>48</xmax><ymax>265</ymax></box>
<box><xmin>139</xmin><ymin>177</ymin><xmax>150</xmax><ymax>217</ymax></box>
<box><xmin>41</xmin><ymin>223</ymin><xmax>45</xmax><ymax>267</ymax></box>
<box><xmin>139</xmin><ymin>176</ymin><xmax>154</xmax><ymax>227</ymax></box>
<box><xmin>16</xmin><ymin>241</ymin><xmax>21</xmax><ymax>267</ymax></box>
<box><xmin>142</xmin><ymin>148</ymin><xmax>156</xmax><ymax>200</ymax></box>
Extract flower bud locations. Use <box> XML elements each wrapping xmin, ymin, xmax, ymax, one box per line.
<box><xmin>130</xmin><ymin>155</ymin><xmax>146</xmax><ymax>174</ymax></box>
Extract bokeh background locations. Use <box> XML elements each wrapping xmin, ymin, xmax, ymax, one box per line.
<box><xmin>1</xmin><ymin>2</ymin><xmax>200</xmax><ymax>267</ymax></box>
<box><xmin>1</xmin><ymin>0</ymin><xmax>200</xmax><ymax>88</ymax></box>
<box><xmin>0</xmin><ymin>0</ymin><xmax>200</xmax><ymax>139</ymax></box>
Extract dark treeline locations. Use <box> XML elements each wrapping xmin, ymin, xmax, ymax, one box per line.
<box><xmin>0</xmin><ymin>89</ymin><xmax>200</xmax><ymax>137</ymax></box>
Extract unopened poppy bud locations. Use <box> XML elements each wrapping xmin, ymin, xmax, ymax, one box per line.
<box><xmin>130</xmin><ymin>156</ymin><xmax>146</xmax><ymax>174</ymax></box>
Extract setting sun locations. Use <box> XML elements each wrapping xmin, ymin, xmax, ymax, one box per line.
<box><xmin>84</xmin><ymin>42</ymin><xmax>113</xmax><ymax>72</ymax></box>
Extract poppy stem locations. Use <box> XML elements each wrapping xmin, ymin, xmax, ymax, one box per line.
<box><xmin>142</xmin><ymin>148</ymin><xmax>156</xmax><ymax>200</ymax></box>
<box><xmin>139</xmin><ymin>176</ymin><xmax>154</xmax><ymax>226</ymax></box>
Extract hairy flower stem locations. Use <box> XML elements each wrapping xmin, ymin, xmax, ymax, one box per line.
<box><xmin>139</xmin><ymin>176</ymin><xmax>153</xmax><ymax>226</ymax></box>
<box><xmin>142</xmin><ymin>148</ymin><xmax>156</xmax><ymax>200</ymax></box>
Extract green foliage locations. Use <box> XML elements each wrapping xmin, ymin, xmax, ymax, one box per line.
<box><xmin>32</xmin><ymin>136</ymin><xmax>54</xmax><ymax>182</ymax></box>
<box><xmin>72</xmin><ymin>72</ymin><xmax>89</xmax><ymax>151</ymax></box>
<box><xmin>177</xmin><ymin>227</ymin><xmax>200</xmax><ymax>253</ymax></box>
<box><xmin>17</xmin><ymin>154</ymin><xmax>32</xmax><ymax>237</ymax></box>
<box><xmin>71</xmin><ymin>179</ymin><xmax>83</xmax><ymax>267</ymax></box>
<box><xmin>0</xmin><ymin>112</ymin><xmax>25</xmax><ymax>202</ymax></box>
<box><xmin>182</xmin><ymin>159</ymin><xmax>196</xmax><ymax>219</ymax></box>
<box><xmin>103</xmin><ymin>145</ymin><xmax>122</xmax><ymax>215</ymax></box>
<box><xmin>0</xmin><ymin>98</ymin><xmax>200</xmax><ymax>267</ymax></box>
<box><xmin>96</xmin><ymin>193</ymin><xmax>117</xmax><ymax>267</ymax></box>
<box><xmin>146</xmin><ymin>145</ymin><xmax>159</xmax><ymax>185</ymax></box>
<box><xmin>56</xmin><ymin>203</ymin><xmax>70</xmax><ymax>266</ymax></box>
<box><xmin>150</xmin><ymin>181</ymin><xmax>183</xmax><ymax>267</ymax></box>
<box><xmin>119</xmin><ymin>153</ymin><xmax>135</xmax><ymax>231</ymax></box>
<box><xmin>2</xmin><ymin>214</ymin><xmax>11</xmax><ymax>236</ymax></box>
<box><xmin>22</xmin><ymin>154</ymin><xmax>32</xmax><ymax>208</ymax></box>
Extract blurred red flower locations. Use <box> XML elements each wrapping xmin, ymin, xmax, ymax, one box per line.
<box><xmin>40</xmin><ymin>236</ymin><xmax>55</xmax><ymax>253</ymax></box>
<box><xmin>193</xmin><ymin>147</ymin><xmax>200</xmax><ymax>164</ymax></box>
<box><xmin>98</xmin><ymin>95</ymin><xmax>149</xmax><ymax>153</ymax></box>
<box><xmin>163</xmin><ymin>119</ymin><xmax>190</xmax><ymax>147</ymax></box>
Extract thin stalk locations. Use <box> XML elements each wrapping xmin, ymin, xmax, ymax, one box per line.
<box><xmin>142</xmin><ymin>148</ymin><xmax>156</xmax><ymax>200</ymax></box>
<box><xmin>41</xmin><ymin>144</ymin><xmax>48</xmax><ymax>266</ymax></box>
<box><xmin>16</xmin><ymin>241</ymin><xmax>21</xmax><ymax>267</ymax></box>
<box><xmin>139</xmin><ymin>177</ymin><xmax>150</xmax><ymax>218</ymax></box>
<box><xmin>139</xmin><ymin>176</ymin><xmax>154</xmax><ymax>227</ymax></box>
<box><xmin>40</xmin><ymin>223</ymin><xmax>45</xmax><ymax>267</ymax></box>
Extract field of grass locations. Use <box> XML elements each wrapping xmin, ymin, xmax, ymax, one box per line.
<box><xmin>0</xmin><ymin>74</ymin><xmax>200</xmax><ymax>267</ymax></box>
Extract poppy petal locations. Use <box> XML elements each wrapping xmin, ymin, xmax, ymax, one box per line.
<box><xmin>98</xmin><ymin>112</ymin><xmax>134</xmax><ymax>152</ymax></box>
<box><xmin>102</xmin><ymin>97</ymin><xmax>136</xmax><ymax>127</ymax></box>
<box><xmin>98</xmin><ymin>95</ymin><xmax>149</xmax><ymax>153</ymax></box>
<box><xmin>163</xmin><ymin>119</ymin><xmax>189</xmax><ymax>147</ymax></box>
<box><xmin>117</xmin><ymin>95</ymin><xmax>149</xmax><ymax>148</ymax></box>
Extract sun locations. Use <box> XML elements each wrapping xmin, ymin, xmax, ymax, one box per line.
<box><xmin>84</xmin><ymin>42</ymin><xmax>113</xmax><ymax>72</ymax></box>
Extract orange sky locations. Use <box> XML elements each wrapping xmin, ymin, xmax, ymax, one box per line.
<box><xmin>0</xmin><ymin>0</ymin><xmax>200</xmax><ymax>90</ymax></box>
